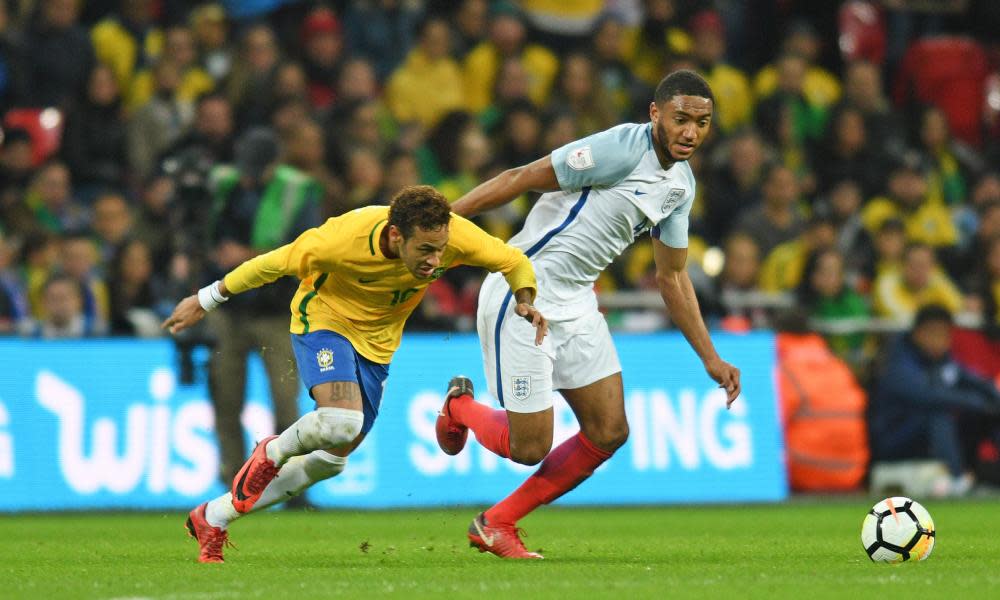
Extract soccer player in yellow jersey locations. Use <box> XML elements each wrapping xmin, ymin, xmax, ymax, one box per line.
<box><xmin>162</xmin><ymin>186</ymin><xmax>546</xmax><ymax>563</ymax></box>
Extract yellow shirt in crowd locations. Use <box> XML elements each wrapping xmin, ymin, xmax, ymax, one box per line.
<box><xmin>222</xmin><ymin>206</ymin><xmax>536</xmax><ymax>363</ymax></box>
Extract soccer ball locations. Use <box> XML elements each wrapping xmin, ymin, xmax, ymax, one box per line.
<box><xmin>861</xmin><ymin>497</ymin><xmax>935</xmax><ymax>563</ymax></box>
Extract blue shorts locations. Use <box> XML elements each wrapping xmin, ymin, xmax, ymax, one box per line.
<box><xmin>290</xmin><ymin>330</ymin><xmax>389</xmax><ymax>434</ymax></box>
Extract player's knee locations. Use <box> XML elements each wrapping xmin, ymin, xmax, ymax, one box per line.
<box><xmin>509</xmin><ymin>440</ymin><xmax>551</xmax><ymax>466</ymax></box>
<box><xmin>316</xmin><ymin>406</ymin><xmax>364</xmax><ymax>448</ymax></box>
<box><xmin>588</xmin><ymin>422</ymin><xmax>629</xmax><ymax>453</ymax></box>
<box><xmin>303</xmin><ymin>450</ymin><xmax>347</xmax><ymax>481</ymax></box>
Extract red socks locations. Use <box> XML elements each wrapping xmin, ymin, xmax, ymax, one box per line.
<box><xmin>485</xmin><ymin>431</ymin><xmax>612</xmax><ymax>526</ymax></box>
<box><xmin>448</xmin><ymin>394</ymin><xmax>510</xmax><ymax>458</ymax></box>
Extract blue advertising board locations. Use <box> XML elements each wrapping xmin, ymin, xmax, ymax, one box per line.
<box><xmin>0</xmin><ymin>332</ymin><xmax>786</xmax><ymax>511</ymax></box>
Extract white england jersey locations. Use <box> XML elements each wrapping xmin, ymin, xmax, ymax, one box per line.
<box><xmin>506</xmin><ymin>122</ymin><xmax>697</xmax><ymax>311</ymax></box>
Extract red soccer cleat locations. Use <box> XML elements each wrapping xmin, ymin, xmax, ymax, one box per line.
<box><xmin>467</xmin><ymin>512</ymin><xmax>544</xmax><ymax>559</ymax></box>
<box><xmin>435</xmin><ymin>376</ymin><xmax>473</xmax><ymax>456</ymax></box>
<box><xmin>185</xmin><ymin>502</ymin><xmax>231</xmax><ymax>563</ymax></box>
<box><xmin>231</xmin><ymin>434</ymin><xmax>280</xmax><ymax>513</ymax></box>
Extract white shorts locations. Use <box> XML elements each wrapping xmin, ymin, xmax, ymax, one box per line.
<box><xmin>477</xmin><ymin>273</ymin><xmax>622</xmax><ymax>413</ymax></box>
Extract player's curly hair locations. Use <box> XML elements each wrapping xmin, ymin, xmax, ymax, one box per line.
<box><xmin>654</xmin><ymin>69</ymin><xmax>715</xmax><ymax>105</ymax></box>
<box><xmin>387</xmin><ymin>185</ymin><xmax>452</xmax><ymax>238</ymax></box>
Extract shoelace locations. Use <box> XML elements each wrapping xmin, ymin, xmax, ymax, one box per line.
<box><xmin>496</xmin><ymin>524</ymin><xmax>532</xmax><ymax>550</ymax></box>
<box><xmin>246</xmin><ymin>462</ymin><xmax>279</xmax><ymax>495</ymax></box>
<box><xmin>203</xmin><ymin>530</ymin><xmax>236</xmax><ymax>559</ymax></box>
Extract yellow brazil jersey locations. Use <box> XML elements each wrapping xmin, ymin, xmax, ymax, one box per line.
<box><xmin>222</xmin><ymin>206</ymin><xmax>536</xmax><ymax>364</ymax></box>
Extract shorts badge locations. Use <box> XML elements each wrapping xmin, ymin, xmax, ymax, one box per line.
<box><xmin>511</xmin><ymin>376</ymin><xmax>531</xmax><ymax>401</ymax></box>
<box><xmin>316</xmin><ymin>348</ymin><xmax>334</xmax><ymax>372</ymax></box>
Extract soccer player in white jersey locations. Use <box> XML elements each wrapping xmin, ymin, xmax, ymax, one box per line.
<box><xmin>434</xmin><ymin>70</ymin><xmax>742</xmax><ymax>559</ymax></box>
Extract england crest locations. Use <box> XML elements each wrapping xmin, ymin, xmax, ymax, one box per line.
<box><xmin>662</xmin><ymin>188</ymin><xmax>685</xmax><ymax>212</ymax></box>
<box><xmin>511</xmin><ymin>376</ymin><xmax>531</xmax><ymax>401</ymax></box>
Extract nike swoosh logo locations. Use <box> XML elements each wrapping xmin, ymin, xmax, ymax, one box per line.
<box><xmin>474</xmin><ymin>517</ymin><xmax>495</xmax><ymax>546</ymax></box>
<box><xmin>234</xmin><ymin>465</ymin><xmax>251</xmax><ymax>501</ymax></box>
<box><xmin>358</xmin><ymin>278</ymin><xmax>378</xmax><ymax>284</ymax></box>
<box><xmin>633</xmin><ymin>189</ymin><xmax>646</xmax><ymax>196</ymax></box>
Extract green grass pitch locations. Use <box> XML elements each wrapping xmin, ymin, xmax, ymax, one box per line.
<box><xmin>2</xmin><ymin>500</ymin><xmax>999</xmax><ymax>599</ymax></box>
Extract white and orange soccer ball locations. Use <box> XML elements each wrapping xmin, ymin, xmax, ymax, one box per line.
<box><xmin>861</xmin><ymin>497</ymin><xmax>936</xmax><ymax>563</ymax></box>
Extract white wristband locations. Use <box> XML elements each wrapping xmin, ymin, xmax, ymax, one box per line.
<box><xmin>197</xmin><ymin>280</ymin><xmax>229</xmax><ymax>312</ymax></box>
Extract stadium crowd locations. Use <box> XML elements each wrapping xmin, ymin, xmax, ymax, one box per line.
<box><xmin>0</xmin><ymin>0</ymin><xmax>994</xmax><ymax>342</ymax></box>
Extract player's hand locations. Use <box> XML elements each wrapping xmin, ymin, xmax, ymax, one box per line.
<box><xmin>161</xmin><ymin>294</ymin><xmax>207</xmax><ymax>335</ymax></box>
<box><xmin>515</xmin><ymin>302</ymin><xmax>548</xmax><ymax>346</ymax></box>
<box><xmin>705</xmin><ymin>357</ymin><xmax>741</xmax><ymax>407</ymax></box>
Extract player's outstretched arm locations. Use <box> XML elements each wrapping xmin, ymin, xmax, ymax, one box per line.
<box><xmin>652</xmin><ymin>237</ymin><xmax>741</xmax><ymax>406</ymax></box>
<box><xmin>451</xmin><ymin>155</ymin><xmax>559</xmax><ymax>218</ymax></box>
<box><xmin>162</xmin><ymin>280</ymin><xmax>232</xmax><ymax>334</ymax></box>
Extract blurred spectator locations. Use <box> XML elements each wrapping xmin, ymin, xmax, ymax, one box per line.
<box><xmin>812</xmin><ymin>104</ymin><xmax>884</xmax><ymax>197</ymax></box>
<box><xmin>450</xmin><ymin>0</ymin><xmax>488</xmax><ymax>60</ymax></box>
<box><xmin>759</xmin><ymin>214</ymin><xmax>837</xmax><ymax>293</ymax></box>
<box><xmin>477</xmin><ymin>57</ymin><xmax>533</xmax><ymax>132</ymax></box>
<box><xmin>205</xmin><ymin>126</ymin><xmax>319</xmax><ymax>483</ymax></box>
<box><xmin>869</xmin><ymin>304</ymin><xmax>1000</xmax><ymax>494</ymax></box>
<box><xmin>865</xmin><ymin>217</ymin><xmax>908</xmax><ymax>287</ymax></box>
<box><xmin>226</xmin><ymin>23</ymin><xmax>281</xmax><ymax>127</ymax></box>
<box><xmin>25</xmin><ymin>161</ymin><xmax>86</xmax><ymax>234</ymax></box>
<box><xmin>689</xmin><ymin>9</ymin><xmax>753</xmax><ymax>135</ymax></box>
<box><xmin>540</xmin><ymin>109</ymin><xmax>576</xmax><ymax>152</ymax></box>
<box><xmin>335</xmin><ymin>57</ymin><xmax>379</xmax><ymax>103</ymax></box>
<box><xmin>969</xmin><ymin>234</ymin><xmax>1000</xmax><ymax>337</ymax></box>
<box><xmin>437</xmin><ymin>117</ymin><xmax>493</xmax><ymax>202</ymax></box>
<box><xmin>58</xmin><ymin>231</ymin><xmax>109</xmax><ymax>332</ymax></box>
<box><xmin>19</xmin><ymin>272</ymin><xmax>105</xmax><ymax>337</ymax></box>
<box><xmin>754</xmin><ymin>20</ymin><xmax>841</xmax><ymax>110</ymax></box>
<box><xmin>953</xmin><ymin>173</ymin><xmax>1000</xmax><ymax>254</ymax></box>
<box><xmin>386</xmin><ymin>15</ymin><xmax>464</xmax><ymax>130</ymax></box>
<box><xmin>621</xmin><ymin>0</ymin><xmax>690</xmax><ymax>88</ymax></box>
<box><xmin>592</xmin><ymin>13</ymin><xmax>644</xmax><ymax>122</ymax></box>
<box><xmin>160</xmin><ymin>92</ymin><xmax>234</xmax><ymax>171</ymax></box>
<box><xmin>127</xmin><ymin>25</ymin><xmax>214</xmax><ymax>112</ymax></box>
<box><xmin>839</xmin><ymin>60</ymin><xmax>907</xmax><ymax>161</ymax></box>
<box><xmin>0</xmin><ymin>127</ymin><xmax>34</xmax><ymax>196</ymax></box>
<box><xmin>916</xmin><ymin>105</ymin><xmax>984</xmax><ymax>206</ymax></box>
<box><xmin>952</xmin><ymin>201</ymin><xmax>1000</xmax><ymax>292</ymax></box>
<box><xmin>701</xmin><ymin>231</ymin><xmax>768</xmax><ymax>330</ymax></box>
<box><xmin>705</xmin><ymin>129</ymin><xmax>767</xmax><ymax>244</ymax></box>
<box><xmin>268</xmin><ymin>95</ymin><xmax>312</xmax><ymax>141</ymax></box>
<box><xmin>735</xmin><ymin>163</ymin><xmax>806</xmax><ymax>257</ymax></box>
<box><xmin>299</xmin><ymin>6</ymin><xmax>343</xmax><ymax>110</ymax></box>
<box><xmin>861</xmin><ymin>153</ymin><xmax>958</xmax><ymax>250</ymax></box>
<box><xmin>325</xmin><ymin>99</ymin><xmax>387</xmax><ymax>174</ymax></box>
<box><xmin>755</xmin><ymin>53</ymin><xmax>828</xmax><ymax>145</ymax></box>
<box><xmin>797</xmin><ymin>246</ymin><xmax>870</xmax><ymax>362</ymax></box>
<box><xmin>131</xmin><ymin>174</ymin><xmax>175</xmax><ymax>272</ymax></box>
<box><xmin>757</xmin><ymin>99</ymin><xmax>814</xmax><ymax>195</ymax></box>
<box><xmin>495</xmin><ymin>98</ymin><xmax>542</xmax><ymax>168</ymax></box>
<box><xmin>382</xmin><ymin>148</ymin><xmax>421</xmax><ymax>200</ymax></box>
<box><xmin>462</xmin><ymin>8</ymin><xmax>558</xmax><ymax>113</ymax></box>
<box><xmin>344</xmin><ymin>0</ymin><xmax>422</xmax><ymax>81</ymax></box>
<box><xmin>91</xmin><ymin>0</ymin><xmax>163</xmax><ymax>94</ymax></box>
<box><xmin>519</xmin><ymin>0</ymin><xmax>604</xmax><ymax>52</ymax></box>
<box><xmin>0</xmin><ymin>0</ymin><xmax>25</xmax><ymax>114</ymax></box>
<box><xmin>189</xmin><ymin>3</ymin><xmax>232</xmax><ymax>83</ymax></box>
<box><xmin>90</xmin><ymin>191</ymin><xmax>132</xmax><ymax>263</ymax></box>
<box><xmin>820</xmin><ymin>178</ymin><xmax>870</xmax><ymax>280</ymax></box>
<box><xmin>24</xmin><ymin>0</ymin><xmax>95</xmax><ymax>108</ymax></box>
<box><xmin>281</xmin><ymin>118</ymin><xmax>340</xmax><ymax>217</ymax></box>
<box><xmin>21</xmin><ymin>231</ymin><xmax>59</xmax><ymax>317</ymax></box>
<box><xmin>127</xmin><ymin>58</ymin><xmax>195</xmax><ymax>179</ymax></box>
<box><xmin>60</xmin><ymin>63</ymin><xmax>127</xmax><ymax>192</ymax></box>
<box><xmin>342</xmin><ymin>147</ymin><xmax>386</xmax><ymax>208</ymax></box>
<box><xmin>106</xmin><ymin>237</ymin><xmax>160</xmax><ymax>336</ymax></box>
<box><xmin>0</xmin><ymin>231</ymin><xmax>28</xmax><ymax>333</ymax></box>
<box><xmin>551</xmin><ymin>52</ymin><xmax>616</xmax><ymax>137</ymax></box>
<box><xmin>873</xmin><ymin>243</ymin><xmax>963</xmax><ymax>319</ymax></box>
